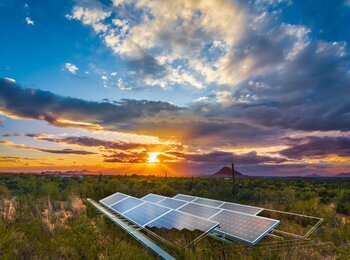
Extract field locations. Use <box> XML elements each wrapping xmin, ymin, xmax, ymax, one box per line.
<box><xmin>0</xmin><ymin>174</ymin><xmax>349</xmax><ymax>259</ymax></box>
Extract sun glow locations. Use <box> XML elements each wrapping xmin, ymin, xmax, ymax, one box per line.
<box><xmin>147</xmin><ymin>152</ymin><xmax>160</xmax><ymax>163</ymax></box>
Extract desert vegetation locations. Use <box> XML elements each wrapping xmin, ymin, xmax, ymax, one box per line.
<box><xmin>0</xmin><ymin>174</ymin><xmax>349</xmax><ymax>259</ymax></box>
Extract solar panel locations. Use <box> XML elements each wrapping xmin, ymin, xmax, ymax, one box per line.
<box><xmin>219</xmin><ymin>202</ymin><xmax>263</xmax><ymax>215</ymax></box>
<box><xmin>174</xmin><ymin>194</ymin><xmax>263</xmax><ymax>216</ymax></box>
<box><xmin>110</xmin><ymin>197</ymin><xmax>144</xmax><ymax>214</ymax></box>
<box><xmin>157</xmin><ymin>198</ymin><xmax>188</xmax><ymax>209</ymax></box>
<box><xmin>193</xmin><ymin>198</ymin><xmax>224</xmax><ymax>207</ymax></box>
<box><xmin>210</xmin><ymin>210</ymin><xmax>279</xmax><ymax>245</ymax></box>
<box><xmin>141</xmin><ymin>193</ymin><xmax>167</xmax><ymax>203</ymax></box>
<box><xmin>147</xmin><ymin>210</ymin><xmax>219</xmax><ymax>232</ymax></box>
<box><xmin>173</xmin><ymin>194</ymin><xmax>196</xmax><ymax>202</ymax></box>
<box><xmin>124</xmin><ymin>202</ymin><xmax>171</xmax><ymax>227</ymax></box>
<box><xmin>178</xmin><ymin>203</ymin><xmax>221</xmax><ymax>219</ymax></box>
<box><xmin>100</xmin><ymin>192</ymin><xmax>128</xmax><ymax>206</ymax></box>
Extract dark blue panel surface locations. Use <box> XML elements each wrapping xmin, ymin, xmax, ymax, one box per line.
<box><xmin>100</xmin><ymin>193</ymin><xmax>128</xmax><ymax>206</ymax></box>
<box><xmin>141</xmin><ymin>194</ymin><xmax>166</xmax><ymax>203</ymax></box>
<box><xmin>210</xmin><ymin>210</ymin><xmax>279</xmax><ymax>245</ymax></box>
<box><xmin>147</xmin><ymin>210</ymin><xmax>218</xmax><ymax>232</ymax></box>
<box><xmin>173</xmin><ymin>194</ymin><xmax>196</xmax><ymax>202</ymax></box>
<box><xmin>219</xmin><ymin>202</ymin><xmax>262</xmax><ymax>215</ymax></box>
<box><xmin>110</xmin><ymin>197</ymin><xmax>144</xmax><ymax>214</ymax></box>
<box><xmin>158</xmin><ymin>198</ymin><xmax>187</xmax><ymax>209</ymax></box>
<box><xmin>178</xmin><ymin>203</ymin><xmax>221</xmax><ymax>219</ymax></box>
<box><xmin>124</xmin><ymin>202</ymin><xmax>170</xmax><ymax>226</ymax></box>
<box><xmin>193</xmin><ymin>198</ymin><xmax>223</xmax><ymax>207</ymax></box>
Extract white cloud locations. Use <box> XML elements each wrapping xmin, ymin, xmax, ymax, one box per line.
<box><xmin>111</xmin><ymin>72</ymin><xmax>117</xmax><ymax>76</ymax></box>
<box><xmin>4</xmin><ymin>77</ymin><xmax>16</xmax><ymax>83</ymax></box>
<box><xmin>64</xmin><ymin>63</ymin><xmax>79</xmax><ymax>74</ymax></box>
<box><xmin>65</xmin><ymin>6</ymin><xmax>111</xmax><ymax>33</ymax></box>
<box><xmin>193</xmin><ymin>96</ymin><xmax>209</xmax><ymax>103</ymax></box>
<box><xmin>116</xmin><ymin>78</ymin><xmax>131</xmax><ymax>90</ymax></box>
<box><xmin>25</xmin><ymin>17</ymin><xmax>35</xmax><ymax>26</ymax></box>
<box><xmin>215</xmin><ymin>91</ymin><xmax>234</xmax><ymax>106</ymax></box>
<box><xmin>101</xmin><ymin>75</ymin><xmax>108</xmax><ymax>81</ymax></box>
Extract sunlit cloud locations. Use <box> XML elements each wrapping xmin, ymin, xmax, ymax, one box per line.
<box><xmin>25</xmin><ymin>16</ymin><xmax>34</xmax><ymax>26</ymax></box>
<box><xmin>64</xmin><ymin>63</ymin><xmax>79</xmax><ymax>74</ymax></box>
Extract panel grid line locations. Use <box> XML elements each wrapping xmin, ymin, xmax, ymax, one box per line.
<box><xmin>142</xmin><ymin>208</ymin><xmax>173</xmax><ymax>227</ymax></box>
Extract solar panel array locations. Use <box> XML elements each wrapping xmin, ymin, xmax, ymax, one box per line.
<box><xmin>100</xmin><ymin>192</ymin><xmax>279</xmax><ymax>245</ymax></box>
<box><xmin>100</xmin><ymin>192</ymin><xmax>219</xmax><ymax>233</ymax></box>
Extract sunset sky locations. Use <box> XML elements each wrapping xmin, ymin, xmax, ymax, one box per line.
<box><xmin>1</xmin><ymin>0</ymin><xmax>350</xmax><ymax>176</ymax></box>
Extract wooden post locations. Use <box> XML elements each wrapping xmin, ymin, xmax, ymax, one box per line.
<box><xmin>232</xmin><ymin>163</ymin><xmax>236</xmax><ymax>202</ymax></box>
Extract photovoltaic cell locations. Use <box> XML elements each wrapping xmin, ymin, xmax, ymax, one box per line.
<box><xmin>193</xmin><ymin>198</ymin><xmax>223</xmax><ymax>207</ymax></box>
<box><xmin>178</xmin><ymin>203</ymin><xmax>221</xmax><ymax>219</ymax></box>
<box><xmin>157</xmin><ymin>198</ymin><xmax>187</xmax><ymax>209</ymax></box>
<box><xmin>219</xmin><ymin>202</ymin><xmax>263</xmax><ymax>215</ymax></box>
<box><xmin>124</xmin><ymin>202</ymin><xmax>170</xmax><ymax>226</ymax></box>
<box><xmin>174</xmin><ymin>194</ymin><xmax>263</xmax><ymax>216</ymax></box>
<box><xmin>141</xmin><ymin>194</ymin><xmax>166</xmax><ymax>203</ymax></box>
<box><xmin>210</xmin><ymin>210</ymin><xmax>279</xmax><ymax>245</ymax></box>
<box><xmin>173</xmin><ymin>194</ymin><xmax>196</xmax><ymax>202</ymax></box>
<box><xmin>100</xmin><ymin>192</ymin><xmax>128</xmax><ymax>206</ymax></box>
<box><xmin>147</xmin><ymin>210</ymin><xmax>219</xmax><ymax>232</ymax></box>
<box><xmin>110</xmin><ymin>197</ymin><xmax>144</xmax><ymax>214</ymax></box>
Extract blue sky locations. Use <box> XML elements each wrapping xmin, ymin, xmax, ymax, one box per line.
<box><xmin>0</xmin><ymin>0</ymin><xmax>350</xmax><ymax>176</ymax></box>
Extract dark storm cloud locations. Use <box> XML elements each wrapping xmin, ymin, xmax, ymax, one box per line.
<box><xmin>103</xmin><ymin>151</ymin><xmax>148</xmax><ymax>163</ymax></box>
<box><xmin>0</xmin><ymin>139</ymin><xmax>96</xmax><ymax>155</ymax></box>
<box><xmin>0</xmin><ymin>79</ymin><xmax>180</xmax><ymax>131</ymax></box>
<box><xmin>36</xmin><ymin>148</ymin><xmax>96</xmax><ymax>155</ymax></box>
<box><xmin>3</xmin><ymin>133</ymin><xmax>172</xmax><ymax>152</ymax></box>
<box><xmin>38</xmin><ymin>135</ymin><xmax>170</xmax><ymax>151</ymax></box>
<box><xmin>225</xmin><ymin>24</ymin><xmax>350</xmax><ymax>132</ymax></box>
<box><xmin>125</xmin><ymin>52</ymin><xmax>166</xmax><ymax>78</ymax></box>
<box><xmin>280</xmin><ymin>136</ymin><xmax>350</xmax><ymax>159</ymax></box>
<box><xmin>166</xmin><ymin>150</ymin><xmax>286</xmax><ymax>165</ymax></box>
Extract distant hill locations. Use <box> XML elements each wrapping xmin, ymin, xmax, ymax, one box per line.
<box><xmin>305</xmin><ymin>174</ymin><xmax>324</xmax><ymax>178</ymax></box>
<box><xmin>212</xmin><ymin>167</ymin><xmax>245</xmax><ymax>178</ymax></box>
<box><xmin>335</xmin><ymin>172</ymin><xmax>350</xmax><ymax>178</ymax></box>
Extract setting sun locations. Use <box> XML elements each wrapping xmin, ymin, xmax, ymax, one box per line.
<box><xmin>147</xmin><ymin>152</ymin><xmax>160</xmax><ymax>163</ymax></box>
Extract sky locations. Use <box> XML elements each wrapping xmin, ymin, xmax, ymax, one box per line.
<box><xmin>0</xmin><ymin>0</ymin><xmax>350</xmax><ymax>176</ymax></box>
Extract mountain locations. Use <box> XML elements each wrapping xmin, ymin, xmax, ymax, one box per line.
<box><xmin>212</xmin><ymin>167</ymin><xmax>245</xmax><ymax>178</ymax></box>
<box><xmin>335</xmin><ymin>172</ymin><xmax>350</xmax><ymax>178</ymax></box>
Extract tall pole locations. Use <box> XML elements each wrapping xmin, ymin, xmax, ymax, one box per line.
<box><xmin>232</xmin><ymin>163</ymin><xmax>236</xmax><ymax>202</ymax></box>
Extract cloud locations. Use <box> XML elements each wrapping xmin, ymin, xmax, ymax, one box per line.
<box><xmin>0</xmin><ymin>139</ymin><xmax>96</xmax><ymax>155</ymax></box>
<box><xmin>4</xmin><ymin>77</ymin><xmax>16</xmax><ymax>83</ymax></box>
<box><xmin>23</xmin><ymin>134</ymin><xmax>170</xmax><ymax>152</ymax></box>
<box><xmin>103</xmin><ymin>151</ymin><xmax>148</xmax><ymax>163</ymax></box>
<box><xmin>25</xmin><ymin>17</ymin><xmax>35</xmax><ymax>26</ymax></box>
<box><xmin>36</xmin><ymin>148</ymin><xmax>96</xmax><ymax>155</ymax></box>
<box><xmin>280</xmin><ymin>136</ymin><xmax>350</xmax><ymax>159</ymax></box>
<box><xmin>65</xmin><ymin>4</ymin><xmax>111</xmax><ymax>33</ymax></box>
<box><xmin>64</xmin><ymin>63</ymin><xmax>79</xmax><ymax>74</ymax></box>
<box><xmin>166</xmin><ymin>150</ymin><xmax>286</xmax><ymax>165</ymax></box>
<box><xmin>0</xmin><ymin>79</ymin><xmax>180</xmax><ymax>133</ymax></box>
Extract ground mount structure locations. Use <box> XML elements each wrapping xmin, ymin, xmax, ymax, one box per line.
<box><xmin>89</xmin><ymin>192</ymin><xmax>323</xmax><ymax>259</ymax></box>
